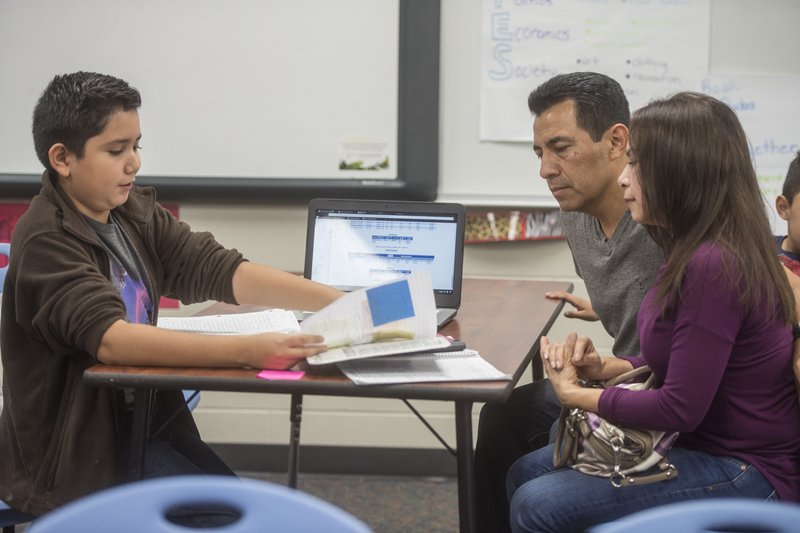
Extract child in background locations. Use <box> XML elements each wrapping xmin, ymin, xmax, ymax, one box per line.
<box><xmin>775</xmin><ymin>151</ymin><xmax>800</xmax><ymax>403</ymax></box>
<box><xmin>775</xmin><ymin>152</ymin><xmax>800</xmax><ymax>275</ymax></box>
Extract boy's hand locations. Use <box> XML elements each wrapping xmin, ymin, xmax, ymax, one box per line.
<box><xmin>545</xmin><ymin>292</ymin><xmax>600</xmax><ymax>322</ymax></box>
<box><xmin>249</xmin><ymin>333</ymin><xmax>327</xmax><ymax>370</ymax></box>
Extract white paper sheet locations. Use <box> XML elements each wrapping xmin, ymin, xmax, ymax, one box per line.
<box><xmin>338</xmin><ymin>350</ymin><xmax>512</xmax><ymax>385</ymax></box>
<box><xmin>156</xmin><ymin>309</ymin><xmax>300</xmax><ymax>335</ymax></box>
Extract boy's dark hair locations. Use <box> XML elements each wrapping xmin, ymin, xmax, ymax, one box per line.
<box><xmin>781</xmin><ymin>151</ymin><xmax>800</xmax><ymax>204</ymax></box>
<box><xmin>528</xmin><ymin>72</ymin><xmax>630</xmax><ymax>141</ymax></box>
<box><xmin>32</xmin><ymin>71</ymin><xmax>141</xmax><ymax>171</ymax></box>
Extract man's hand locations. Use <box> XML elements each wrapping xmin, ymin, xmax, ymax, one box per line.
<box><xmin>545</xmin><ymin>291</ymin><xmax>600</xmax><ymax>321</ymax></box>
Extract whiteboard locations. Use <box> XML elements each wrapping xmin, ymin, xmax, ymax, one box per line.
<box><xmin>438</xmin><ymin>0</ymin><xmax>800</xmax><ymax>208</ymax></box>
<box><xmin>0</xmin><ymin>0</ymin><xmax>440</xmax><ymax>201</ymax></box>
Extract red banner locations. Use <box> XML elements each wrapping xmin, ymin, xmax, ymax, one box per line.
<box><xmin>0</xmin><ymin>202</ymin><xmax>180</xmax><ymax>308</ymax></box>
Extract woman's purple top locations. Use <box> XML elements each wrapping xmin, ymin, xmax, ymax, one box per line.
<box><xmin>598</xmin><ymin>242</ymin><xmax>800</xmax><ymax>501</ymax></box>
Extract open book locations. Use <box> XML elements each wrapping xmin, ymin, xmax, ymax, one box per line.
<box><xmin>156</xmin><ymin>271</ymin><xmax>461</xmax><ymax>365</ymax></box>
<box><xmin>301</xmin><ymin>271</ymin><xmax>460</xmax><ymax>365</ymax></box>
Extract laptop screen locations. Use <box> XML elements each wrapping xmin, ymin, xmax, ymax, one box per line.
<box><xmin>304</xmin><ymin>198</ymin><xmax>466</xmax><ymax>310</ymax></box>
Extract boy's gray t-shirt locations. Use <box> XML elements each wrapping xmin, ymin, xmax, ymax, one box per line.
<box><xmin>85</xmin><ymin>213</ymin><xmax>155</xmax><ymax>326</ymax></box>
<box><xmin>560</xmin><ymin>209</ymin><xmax>664</xmax><ymax>356</ymax></box>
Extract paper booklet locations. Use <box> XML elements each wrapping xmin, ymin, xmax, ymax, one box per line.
<box><xmin>302</xmin><ymin>271</ymin><xmax>457</xmax><ymax>365</ymax></box>
<box><xmin>338</xmin><ymin>349</ymin><xmax>512</xmax><ymax>385</ymax></box>
<box><xmin>156</xmin><ymin>271</ymin><xmax>461</xmax><ymax>366</ymax></box>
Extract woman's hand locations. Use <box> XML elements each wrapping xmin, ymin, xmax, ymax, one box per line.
<box><xmin>541</xmin><ymin>335</ymin><xmax>604</xmax><ymax>411</ymax></box>
<box><xmin>245</xmin><ymin>332</ymin><xmax>328</xmax><ymax>370</ymax></box>
<box><xmin>541</xmin><ymin>338</ymin><xmax>586</xmax><ymax>408</ymax></box>
<box><xmin>541</xmin><ymin>332</ymin><xmax>605</xmax><ymax>380</ymax></box>
<box><xmin>545</xmin><ymin>292</ymin><xmax>600</xmax><ymax>322</ymax></box>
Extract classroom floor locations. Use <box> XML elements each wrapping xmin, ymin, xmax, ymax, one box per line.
<box><xmin>10</xmin><ymin>472</ymin><xmax>459</xmax><ymax>532</ymax></box>
<box><xmin>241</xmin><ymin>471</ymin><xmax>459</xmax><ymax>532</ymax></box>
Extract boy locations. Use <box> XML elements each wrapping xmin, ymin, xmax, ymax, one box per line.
<box><xmin>776</xmin><ymin>152</ymin><xmax>800</xmax><ymax>276</ymax></box>
<box><xmin>0</xmin><ymin>71</ymin><xmax>342</xmax><ymax>516</ymax></box>
<box><xmin>775</xmin><ymin>151</ymin><xmax>800</xmax><ymax>400</ymax></box>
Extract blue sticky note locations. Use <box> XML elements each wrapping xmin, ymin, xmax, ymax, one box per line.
<box><xmin>367</xmin><ymin>279</ymin><xmax>414</xmax><ymax>326</ymax></box>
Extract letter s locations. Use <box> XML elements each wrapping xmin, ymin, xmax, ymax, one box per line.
<box><xmin>489</xmin><ymin>43</ymin><xmax>513</xmax><ymax>81</ymax></box>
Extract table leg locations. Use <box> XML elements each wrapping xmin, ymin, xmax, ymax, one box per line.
<box><xmin>287</xmin><ymin>392</ymin><xmax>303</xmax><ymax>489</ymax></box>
<box><xmin>531</xmin><ymin>346</ymin><xmax>544</xmax><ymax>381</ymax></box>
<box><xmin>455</xmin><ymin>400</ymin><xmax>477</xmax><ymax>533</ymax></box>
<box><xmin>128</xmin><ymin>388</ymin><xmax>154</xmax><ymax>480</ymax></box>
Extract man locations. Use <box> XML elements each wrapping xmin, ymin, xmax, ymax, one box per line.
<box><xmin>474</xmin><ymin>72</ymin><xmax>664</xmax><ymax>533</ymax></box>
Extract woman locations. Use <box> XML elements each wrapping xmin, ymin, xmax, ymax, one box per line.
<box><xmin>506</xmin><ymin>92</ymin><xmax>800</xmax><ymax>532</ymax></box>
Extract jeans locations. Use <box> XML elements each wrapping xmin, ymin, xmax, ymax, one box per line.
<box><xmin>506</xmin><ymin>444</ymin><xmax>775</xmax><ymax>533</ymax></box>
<box><xmin>119</xmin><ymin>411</ymin><xmax>240</xmax><ymax>528</ymax></box>
<box><xmin>474</xmin><ymin>379</ymin><xmax>562</xmax><ymax>533</ymax></box>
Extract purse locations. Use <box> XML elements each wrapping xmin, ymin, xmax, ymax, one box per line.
<box><xmin>552</xmin><ymin>365</ymin><xmax>679</xmax><ymax>487</ymax></box>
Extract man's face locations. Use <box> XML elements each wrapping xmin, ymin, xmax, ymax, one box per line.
<box><xmin>58</xmin><ymin>109</ymin><xmax>142</xmax><ymax>223</ymax></box>
<box><xmin>533</xmin><ymin>100</ymin><xmax>617</xmax><ymax>214</ymax></box>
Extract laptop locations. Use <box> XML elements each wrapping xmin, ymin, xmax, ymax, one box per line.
<box><xmin>303</xmin><ymin>198</ymin><xmax>466</xmax><ymax>329</ymax></box>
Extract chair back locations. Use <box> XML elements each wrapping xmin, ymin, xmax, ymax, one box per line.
<box><xmin>0</xmin><ymin>242</ymin><xmax>9</xmax><ymax>292</ymax></box>
<box><xmin>591</xmin><ymin>498</ymin><xmax>800</xmax><ymax>533</ymax></box>
<box><xmin>183</xmin><ymin>390</ymin><xmax>200</xmax><ymax>411</ymax></box>
<box><xmin>0</xmin><ymin>500</ymin><xmax>34</xmax><ymax>532</ymax></box>
<box><xmin>28</xmin><ymin>475</ymin><xmax>372</xmax><ymax>533</ymax></box>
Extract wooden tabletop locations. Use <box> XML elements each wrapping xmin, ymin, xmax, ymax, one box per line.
<box><xmin>84</xmin><ymin>278</ymin><xmax>571</xmax><ymax>403</ymax></box>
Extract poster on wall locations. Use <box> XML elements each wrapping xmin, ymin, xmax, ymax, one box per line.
<box><xmin>700</xmin><ymin>74</ymin><xmax>800</xmax><ymax>234</ymax></box>
<box><xmin>480</xmin><ymin>0</ymin><xmax>711</xmax><ymax>141</ymax></box>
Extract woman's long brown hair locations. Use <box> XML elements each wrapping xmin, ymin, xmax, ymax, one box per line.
<box><xmin>630</xmin><ymin>92</ymin><xmax>795</xmax><ymax>323</ymax></box>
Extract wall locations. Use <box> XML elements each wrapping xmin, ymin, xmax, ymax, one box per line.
<box><xmin>1</xmin><ymin>0</ymin><xmax>796</xmax><ymax>456</ymax></box>
<box><xmin>437</xmin><ymin>0</ymin><xmax>800</xmax><ymax>206</ymax></box>
<box><xmin>184</xmin><ymin>0</ymin><xmax>800</xmax><ymax>453</ymax></box>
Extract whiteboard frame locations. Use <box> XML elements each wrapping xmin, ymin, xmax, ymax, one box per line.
<box><xmin>0</xmin><ymin>0</ymin><xmax>440</xmax><ymax>202</ymax></box>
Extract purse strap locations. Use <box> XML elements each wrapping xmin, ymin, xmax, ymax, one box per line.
<box><xmin>552</xmin><ymin>407</ymin><xmax>577</xmax><ymax>468</ymax></box>
<box><xmin>603</xmin><ymin>364</ymin><xmax>653</xmax><ymax>387</ymax></box>
<box><xmin>610</xmin><ymin>457</ymin><xmax>679</xmax><ymax>487</ymax></box>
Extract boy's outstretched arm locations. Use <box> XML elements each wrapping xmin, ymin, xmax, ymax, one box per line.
<box><xmin>96</xmin><ymin>320</ymin><xmax>326</xmax><ymax>370</ymax></box>
<box><xmin>231</xmin><ymin>261</ymin><xmax>343</xmax><ymax>311</ymax></box>
<box><xmin>97</xmin><ymin>262</ymin><xmax>343</xmax><ymax>369</ymax></box>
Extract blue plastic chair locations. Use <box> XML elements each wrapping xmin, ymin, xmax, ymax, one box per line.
<box><xmin>0</xmin><ymin>500</ymin><xmax>33</xmax><ymax>533</ymax></box>
<box><xmin>28</xmin><ymin>475</ymin><xmax>372</xmax><ymax>532</ymax></box>
<box><xmin>0</xmin><ymin>242</ymin><xmax>9</xmax><ymax>292</ymax></box>
<box><xmin>591</xmin><ymin>498</ymin><xmax>800</xmax><ymax>533</ymax></box>
<box><xmin>182</xmin><ymin>389</ymin><xmax>200</xmax><ymax>411</ymax></box>
<box><xmin>0</xmin><ymin>243</ymin><xmax>30</xmax><ymax>532</ymax></box>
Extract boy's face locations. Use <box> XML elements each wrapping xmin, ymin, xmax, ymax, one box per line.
<box><xmin>55</xmin><ymin>109</ymin><xmax>141</xmax><ymax>223</ymax></box>
<box><xmin>532</xmin><ymin>99</ymin><xmax>625</xmax><ymax>216</ymax></box>
<box><xmin>776</xmin><ymin>192</ymin><xmax>800</xmax><ymax>255</ymax></box>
